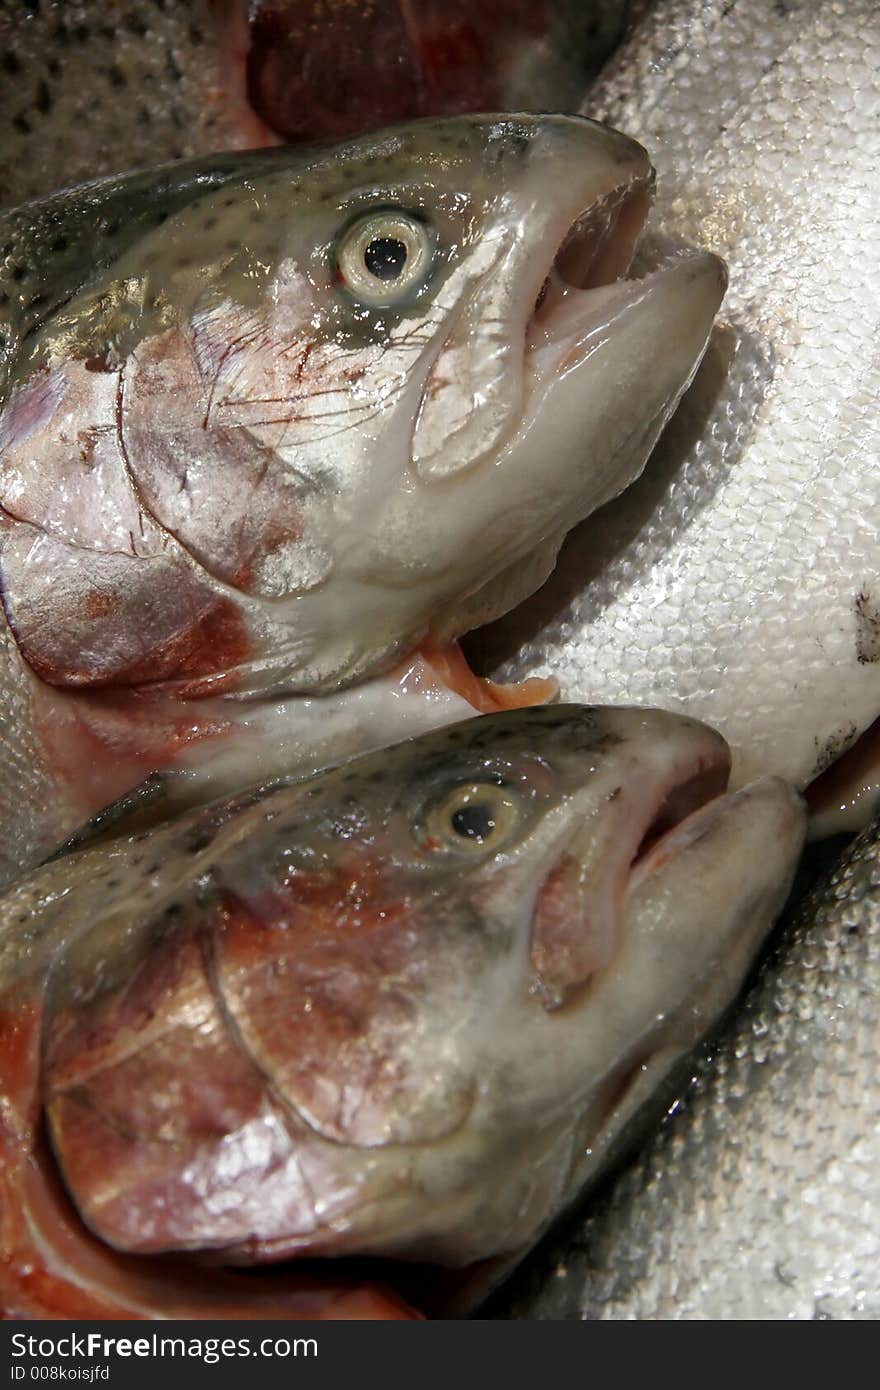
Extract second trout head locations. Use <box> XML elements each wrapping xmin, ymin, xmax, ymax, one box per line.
<box><xmin>0</xmin><ymin>115</ymin><xmax>725</xmax><ymax>696</ymax></box>
<box><xmin>39</xmin><ymin>706</ymin><xmax>803</xmax><ymax>1271</ymax></box>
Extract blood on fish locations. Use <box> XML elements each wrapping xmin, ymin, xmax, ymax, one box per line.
<box><xmin>0</xmin><ymin>1002</ymin><xmax>416</xmax><ymax>1319</ymax></box>
<box><xmin>25</xmin><ymin>595</ymin><xmax>250</xmax><ymax>695</ymax></box>
<box><xmin>246</xmin><ymin>1</ymin><xmax>567</xmax><ymax>141</ymax></box>
<box><xmin>32</xmin><ymin>685</ymin><xmax>233</xmax><ymax>816</ymax></box>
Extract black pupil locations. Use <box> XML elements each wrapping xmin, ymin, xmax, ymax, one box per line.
<box><xmin>451</xmin><ymin>802</ymin><xmax>496</xmax><ymax>842</ymax></box>
<box><xmin>364</xmin><ymin>236</ymin><xmax>408</xmax><ymax>281</ymax></box>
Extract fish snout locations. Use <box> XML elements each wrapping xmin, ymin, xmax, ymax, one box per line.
<box><xmin>525</xmin><ymin>706</ymin><xmax>732</xmax><ymax>1009</ymax></box>
<box><xmin>410</xmin><ymin>114</ymin><xmax>654</xmax><ymax>484</ymax></box>
<box><xmin>621</xmin><ymin>774</ymin><xmax>806</xmax><ymax>1035</ymax></box>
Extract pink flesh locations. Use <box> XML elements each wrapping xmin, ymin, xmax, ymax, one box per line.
<box><xmin>0</xmin><ymin>994</ymin><xmax>416</xmax><ymax>1320</ymax></box>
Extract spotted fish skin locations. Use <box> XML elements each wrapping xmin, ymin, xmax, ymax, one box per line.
<box><xmin>476</xmin><ymin>0</ymin><xmax>880</xmax><ymax>804</ymax></box>
<box><xmin>0</xmin><ymin>0</ymin><xmax>273</xmax><ymax>209</ymax></box>
<box><xmin>0</xmin><ymin>1</ymin><xmax>629</xmax><ymax>210</ymax></box>
<box><xmin>492</xmin><ymin>816</ymin><xmax>880</xmax><ymax>1321</ymax></box>
<box><xmin>0</xmin><ymin>705</ymin><xmax>804</xmax><ymax>1316</ymax></box>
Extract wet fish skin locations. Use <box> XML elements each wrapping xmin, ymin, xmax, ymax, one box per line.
<box><xmin>0</xmin><ymin>113</ymin><xmax>726</xmax><ymax>880</ymax></box>
<box><xmin>494</xmin><ymin>815</ymin><xmax>880</xmax><ymax>1321</ymax></box>
<box><xmin>478</xmin><ymin>0</ymin><xmax>880</xmax><ymax>803</ymax></box>
<box><xmin>0</xmin><ymin>705</ymin><xmax>804</xmax><ymax>1316</ymax></box>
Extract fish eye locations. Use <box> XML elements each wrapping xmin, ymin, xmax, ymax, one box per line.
<box><xmin>335</xmin><ymin>209</ymin><xmax>433</xmax><ymax>306</ymax></box>
<box><xmin>421</xmin><ymin>781</ymin><xmax>521</xmax><ymax>855</ymax></box>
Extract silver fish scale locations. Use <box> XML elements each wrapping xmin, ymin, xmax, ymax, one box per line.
<box><xmin>486</xmin><ymin>0</ymin><xmax>880</xmax><ymax>794</ymax></box>
<box><xmin>493</xmin><ymin>819</ymin><xmax>880</xmax><ymax>1320</ymax></box>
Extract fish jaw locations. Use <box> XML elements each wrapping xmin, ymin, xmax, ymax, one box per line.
<box><xmin>407</xmin><ymin>114</ymin><xmax>654</xmax><ymax>482</ymax></box>
<box><xmin>34</xmin><ymin>706</ymin><xmax>801</xmax><ymax>1274</ymax></box>
<box><xmin>450</xmin><ymin>249</ymin><xmax>729</xmax><ymax>633</ymax></box>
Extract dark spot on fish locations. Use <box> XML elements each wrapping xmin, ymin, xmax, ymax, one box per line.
<box><xmin>49</xmin><ymin>235</ymin><xmax>68</xmax><ymax>253</ymax></box>
<box><xmin>27</xmin><ymin>294</ymin><xmax>45</xmax><ymax>311</ymax></box>
<box><xmin>35</xmin><ymin>80</ymin><xmax>52</xmax><ymax>114</ymax></box>
<box><xmin>107</xmin><ymin>66</ymin><xmax>127</xmax><ymax>90</ymax></box>
<box><xmin>46</xmin><ymin>57</ymin><xmax>61</xmax><ymax>77</ymax></box>
<box><xmin>2</xmin><ymin>52</ymin><xmax>20</xmax><ymax>76</ymax></box>
<box><xmin>10</xmin><ymin>265</ymin><xmax>27</xmax><ymax>283</ymax></box>
<box><xmin>84</xmin><ymin>352</ymin><xmax>113</xmax><ymax>373</ymax></box>
<box><xmin>813</xmin><ymin>725</ymin><xmax>858</xmax><ymax>776</ymax></box>
<box><xmin>855</xmin><ymin>587</ymin><xmax>880</xmax><ymax>663</ymax></box>
<box><xmin>12</xmin><ymin>115</ymin><xmax>32</xmax><ymax>135</ymax></box>
<box><xmin>73</xmin><ymin>24</ymin><xmax>91</xmax><ymax>45</ymax></box>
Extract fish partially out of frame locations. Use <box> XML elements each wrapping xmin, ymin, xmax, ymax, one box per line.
<box><xmin>0</xmin><ymin>705</ymin><xmax>803</xmax><ymax>1318</ymax></box>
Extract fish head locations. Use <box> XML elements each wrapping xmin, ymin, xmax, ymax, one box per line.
<box><xmin>0</xmin><ymin>115</ymin><xmax>725</xmax><ymax>695</ymax></box>
<box><xmin>40</xmin><ymin>706</ymin><xmax>803</xmax><ymax>1271</ymax></box>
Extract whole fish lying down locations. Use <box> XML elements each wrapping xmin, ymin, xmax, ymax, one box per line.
<box><xmin>0</xmin><ymin>113</ymin><xmax>726</xmax><ymax>881</ymax></box>
<box><xmin>495</xmin><ymin>813</ymin><xmax>880</xmax><ymax>1321</ymax></box>
<box><xmin>0</xmin><ymin>705</ymin><xmax>805</xmax><ymax>1319</ymax></box>
<box><xmin>475</xmin><ymin>0</ymin><xmax>880</xmax><ymax>816</ymax></box>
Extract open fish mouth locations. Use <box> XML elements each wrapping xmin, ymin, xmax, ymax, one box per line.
<box><xmin>629</xmin><ymin>754</ymin><xmax>735</xmax><ymax>882</ymax></box>
<box><xmin>532</xmin><ymin>173</ymin><xmax>655</xmax><ymax>324</ymax></box>
<box><xmin>525</xmin><ymin>174</ymin><xmax>725</xmax><ymax>385</ymax></box>
<box><xmin>530</xmin><ymin>717</ymin><xmax>733</xmax><ymax>1008</ymax></box>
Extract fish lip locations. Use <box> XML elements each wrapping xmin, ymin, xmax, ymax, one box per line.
<box><xmin>627</xmin><ymin>767</ymin><xmax>740</xmax><ymax>890</ymax></box>
<box><xmin>529</xmin><ymin>168</ymin><xmax>656</xmax><ymax>339</ymax></box>
<box><xmin>530</xmin><ymin>725</ymin><xmax>731</xmax><ymax>1009</ymax></box>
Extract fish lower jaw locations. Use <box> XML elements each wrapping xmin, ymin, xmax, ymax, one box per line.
<box><xmin>627</xmin><ymin>775</ymin><xmax>805</xmax><ymax>896</ymax></box>
<box><xmin>525</xmin><ymin>247</ymin><xmax>728</xmax><ymax>387</ymax></box>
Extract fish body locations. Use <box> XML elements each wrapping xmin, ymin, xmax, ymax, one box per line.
<box><xmin>0</xmin><ymin>113</ymin><xmax>725</xmax><ymax>879</ymax></box>
<box><xmin>245</xmin><ymin>0</ymin><xmax>628</xmax><ymax>143</ymax></box>
<box><xmin>0</xmin><ymin>1</ymin><xmax>628</xmax><ymax>208</ymax></box>
<box><xmin>0</xmin><ymin>705</ymin><xmax>804</xmax><ymax>1318</ymax></box>
<box><xmin>494</xmin><ymin>814</ymin><xmax>880</xmax><ymax>1321</ymax></box>
<box><xmin>478</xmin><ymin>0</ymin><xmax>880</xmax><ymax>802</ymax></box>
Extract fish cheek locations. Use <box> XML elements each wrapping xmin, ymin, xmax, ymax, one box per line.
<box><xmin>0</xmin><ymin>358</ymin><xmax>253</xmax><ymax>692</ymax></box>
<box><xmin>40</xmin><ymin>907</ymin><xmax>309</xmax><ymax>1257</ymax></box>
<box><xmin>208</xmin><ymin>881</ymin><xmax>477</xmax><ymax>1149</ymax></box>
<box><xmin>121</xmin><ymin>313</ymin><xmax>332</xmax><ymax>601</ymax></box>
